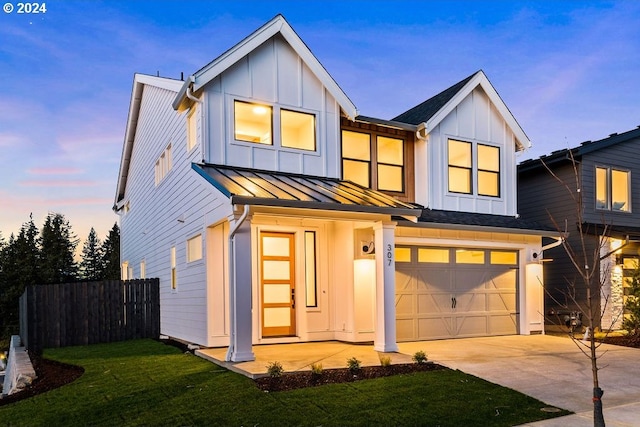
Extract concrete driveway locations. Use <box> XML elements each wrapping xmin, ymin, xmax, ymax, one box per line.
<box><xmin>399</xmin><ymin>335</ymin><xmax>640</xmax><ymax>426</ymax></box>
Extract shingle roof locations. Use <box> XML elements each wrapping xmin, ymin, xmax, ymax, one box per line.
<box><xmin>192</xmin><ymin>163</ymin><xmax>423</xmax><ymax>217</ymax></box>
<box><xmin>391</xmin><ymin>71</ymin><xmax>479</xmax><ymax>125</ymax></box>
<box><xmin>519</xmin><ymin>126</ymin><xmax>640</xmax><ymax>173</ymax></box>
<box><xmin>399</xmin><ymin>208</ymin><xmax>557</xmax><ymax>235</ymax></box>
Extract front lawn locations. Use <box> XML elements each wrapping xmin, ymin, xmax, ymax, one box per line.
<box><xmin>0</xmin><ymin>339</ymin><xmax>569</xmax><ymax>426</ymax></box>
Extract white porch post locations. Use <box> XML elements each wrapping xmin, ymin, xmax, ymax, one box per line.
<box><xmin>373</xmin><ymin>221</ymin><xmax>398</xmax><ymax>352</ymax></box>
<box><xmin>226</xmin><ymin>210</ymin><xmax>255</xmax><ymax>362</ymax></box>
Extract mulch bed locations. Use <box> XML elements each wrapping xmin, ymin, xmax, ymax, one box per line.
<box><xmin>255</xmin><ymin>362</ymin><xmax>446</xmax><ymax>392</ymax></box>
<box><xmin>0</xmin><ymin>354</ymin><xmax>84</xmax><ymax>407</ymax></box>
<box><xmin>600</xmin><ymin>334</ymin><xmax>640</xmax><ymax>348</ymax></box>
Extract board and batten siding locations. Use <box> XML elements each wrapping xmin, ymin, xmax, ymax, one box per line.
<box><xmin>203</xmin><ymin>34</ymin><xmax>341</xmax><ymax>178</ymax></box>
<box><xmin>120</xmin><ymin>82</ymin><xmax>218</xmax><ymax>346</ymax></box>
<box><xmin>417</xmin><ymin>87</ymin><xmax>518</xmax><ymax>216</ymax></box>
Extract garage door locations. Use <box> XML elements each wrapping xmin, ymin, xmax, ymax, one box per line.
<box><xmin>395</xmin><ymin>246</ymin><xmax>518</xmax><ymax>341</ymax></box>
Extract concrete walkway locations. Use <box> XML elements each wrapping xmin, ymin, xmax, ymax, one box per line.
<box><xmin>197</xmin><ymin>335</ymin><xmax>640</xmax><ymax>426</ymax></box>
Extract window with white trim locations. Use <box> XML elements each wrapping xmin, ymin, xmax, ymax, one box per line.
<box><xmin>170</xmin><ymin>246</ymin><xmax>177</xmax><ymax>290</ymax></box>
<box><xmin>448</xmin><ymin>139</ymin><xmax>500</xmax><ymax>197</ymax></box>
<box><xmin>187</xmin><ymin>106</ymin><xmax>197</xmax><ymax>151</ymax></box>
<box><xmin>154</xmin><ymin>144</ymin><xmax>172</xmax><ymax>185</ymax></box>
<box><xmin>187</xmin><ymin>234</ymin><xmax>203</xmax><ymax>262</ymax></box>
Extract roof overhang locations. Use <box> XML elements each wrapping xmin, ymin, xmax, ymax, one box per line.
<box><xmin>173</xmin><ymin>15</ymin><xmax>358</xmax><ymax>119</ymax></box>
<box><xmin>192</xmin><ymin>163</ymin><xmax>422</xmax><ymax>219</ymax></box>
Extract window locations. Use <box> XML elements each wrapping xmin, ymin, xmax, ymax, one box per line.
<box><xmin>234</xmin><ymin>100</ymin><xmax>272</xmax><ymax>144</ymax></box>
<box><xmin>596</xmin><ymin>166</ymin><xmax>630</xmax><ymax>212</ymax></box>
<box><xmin>490</xmin><ymin>251</ymin><xmax>518</xmax><ymax>265</ymax></box>
<box><xmin>419</xmin><ymin>248</ymin><xmax>449</xmax><ymax>263</ymax></box>
<box><xmin>154</xmin><ymin>144</ymin><xmax>172</xmax><ymax>185</ymax></box>
<box><xmin>395</xmin><ymin>247</ymin><xmax>411</xmax><ymax>263</ymax></box>
<box><xmin>187</xmin><ymin>235</ymin><xmax>203</xmax><ymax>262</ymax></box>
<box><xmin>170</xmin><ymin>246</ymin><xmax>177</xmax><ymax>290</ymax></box>
<box><xmin>341</xmin><ymin>130</ymin><xmax>405</xmax><ymax>193</ymax></box>
<box><xmin>187</xmin><ymin>106</ymin><xmax>197</xmax><ymax>151</ymax></box>
<box><xmin>281</xmin><ymin>109</ymin><xmax>316</xmax><ymax>151</ymax></box>
<box><xmin>304</xmin><ymin>231</ymin><xmax>317</xmax><ymax>307</ymax></box>
<box><xmin>455</xmin><ymin>249</ymin><xmax>485</xmax><ymax>264</ymax></box>
<box><xmin>448</xmin><ymin>139</ymin><xmax>501</xmax><ymax>197</ymax></box>
<box><xmin>140</xmin><ymin>260</ymin><xmax>146</xmax><ymax>279</ymax></box>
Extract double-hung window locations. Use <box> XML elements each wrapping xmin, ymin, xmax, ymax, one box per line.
<box><xmin>447</xmin><ymin>139</ymin><xmax>500</xmax><ymax>197</ymax></box>
<box><xmin>341</xmin><ymin>130</ymin><xmax>405</xmax><ymax>193</ymax></box>
<box><xmin>596</xmin><ymin>166</ymin><xmax>630</xmax><ymax>212</ymax></box>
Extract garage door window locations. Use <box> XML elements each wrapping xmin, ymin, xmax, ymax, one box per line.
<box><xmin>455</xmin><ymin>249</ymin><xmax>485</xmax><ymax>264</ymax></box>
<box><xmin>490</xmin><ymin>251</ymin><xmax>518</xmax><ymax>265</ymax></box>
<box><xmin>418</xmin><ymin>248</ymin><xmax>449</xmax><ymax>263</ymax></box>
<box><xmin>395</xmin><ymin>247</ymin><xmax>412</xmax><ymax>263</ymax></box>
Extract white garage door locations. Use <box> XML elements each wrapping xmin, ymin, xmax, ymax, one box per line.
<box><xmin>395</xmin><ymin>246</ymin><xmax>518</xmax><ymax>341</ymax></box>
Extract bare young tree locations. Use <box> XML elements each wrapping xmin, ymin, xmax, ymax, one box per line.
<box><xmin>542</xmin><ymin>152</ymin><xmax>623</xmax><ymax>427</ymax></box>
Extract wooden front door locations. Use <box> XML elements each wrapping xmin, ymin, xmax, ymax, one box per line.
<box><xmin>260</xmin><ymin>232</ymin><xmax>296</xmax><ymax>337</ymax></box>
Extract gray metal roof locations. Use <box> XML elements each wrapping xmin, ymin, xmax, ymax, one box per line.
<box><xmin>192</xmin><ymin>163</ymin><xmax>423</xmax><ymax>217</ymax></box>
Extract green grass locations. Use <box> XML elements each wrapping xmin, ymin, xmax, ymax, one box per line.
<box><xmin>0</xmin><ymin>339</ymin><xmax>570</xmax><ymax>426</ymax></box>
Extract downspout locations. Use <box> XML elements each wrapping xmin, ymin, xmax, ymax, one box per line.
<box><xmin>225</xmin><ymin>204</ymin><xmax>250</xmax><ymax>361</ymax></box>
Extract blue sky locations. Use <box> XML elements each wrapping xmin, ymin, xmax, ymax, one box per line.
<box><xmin>1</xmin><ymin>0</ymin><xmax>639</xmax><ymax>244</ymax></box>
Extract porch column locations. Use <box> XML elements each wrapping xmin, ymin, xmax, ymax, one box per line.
<box><xmin>226</xmin><ymin>210</ymin><xmax>255</xmax><ymax>362</ymax></box>
<box><xmin>373</xmin><ymin>221</ymin><xmax>398</xmax><ymax>352</ymax></box>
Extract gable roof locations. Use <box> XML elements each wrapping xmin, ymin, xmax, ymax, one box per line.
<box><xmin>518</xmin><ymin>126</ymin><xmax>640</xmax><ymax>174</ymax></box>
<box><xmin>392</xmin><ymin>70</ymin><xmax>530</xmax><ymax>151</ymax></box>
<box><xmin>114</xmin><ymin>74</ymin><xmax>183</xmax><ymax>207</ymax></box>
<box><xmin>172</xmin><ymin>14</ymin><xmax>358</xmax><ymax>119</ymax></box>
<box><xmin>192</xmin><ymin>163</ymin><xmax>422</xmax><ymax>218</ymax></box>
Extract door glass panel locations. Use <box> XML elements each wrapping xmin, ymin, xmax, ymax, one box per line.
<box><xmin>262</xmin><ymin>236</ymin><xmax>290</xmax><ymax>257</ymax></box>
<box><xmin>263</xmin><ymin>260</ymin><xmax>290</xmax><ymax>280</ymax></box>
<box><xmin>264</xmin><ymin>307</ymin><xmax>291</xmax><ymax>327</ymax></box>
<box><xmin>419</xmin><ymin>248</ymin><xmax>449</xmax><ymax>263</ymax></box>
<box><xmin>456</xmin><ymin>249</ymin><xmax>485</xmax><ymax>264</ymax></box>
<box><xmin>263</xmin><ymin>284</ymin><xmax>291</xmax><ymax>304</ymax></box>
<box><xmin>304</xmin><ymin>231</ymin><xmax>317</xmax><ymax>307</ymax></box>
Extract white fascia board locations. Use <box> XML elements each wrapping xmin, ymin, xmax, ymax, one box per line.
<box><xmin>179</xmin><ymin>15</ymin><xmax>357</xmax><ymax>119</ymax></box>
<box><xmin>426</xmin><ymin>71</ymin><xmax>531</xmax><ymax>151</ymax></box>
<box><xmin>115</xmin><ymin>74</ymin><xmax>182</xmax><ymax>207</ymax></box>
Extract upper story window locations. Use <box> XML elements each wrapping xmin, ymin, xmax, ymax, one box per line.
<box><xmin>596</xmin><ymin>166</ymin><xmax>630</xmax><ymax>212</ymax></box>
<box><xmin>154</xmin><ymin>144</ymin><xmax>172</xmax><ymax>186</ymax></box>
<box><xmin>234</xmin><ymin>100</ymin><xmax>273</xmax><ymax>145</ymax></box>
<box><xmin>447</xmin><ymin>139</ymin><xmax>500</xmax><ymax>197</ymax></box>
<box><xmin>281</xmin><ymin>109</ymin><xmax>316</xmax><ymax>151</ymax></box>
<box><xmin>233</xmin><ymin>100</ymin><xmax>317</xmax><ymax>151</ymax></box>
<box><xmin>341</xmin><ymin>130</ymin><xmax>405</xmax><ymax>193</ymax></box>
<box><xmin>187</xmin><ymin>106</ymin><xmax>197</xmax><ymax>151</ymax></box>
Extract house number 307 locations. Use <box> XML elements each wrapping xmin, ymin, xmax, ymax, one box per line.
<box><xmin>386</xmin><ymin>244</ymin><xmax>393</xmax><ymax>266</ymax></box>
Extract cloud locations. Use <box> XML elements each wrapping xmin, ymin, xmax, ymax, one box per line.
<box><xmin>27</xmin><ymin>167</ymin><xmax>84</xmax><ymax>175</ymax></box>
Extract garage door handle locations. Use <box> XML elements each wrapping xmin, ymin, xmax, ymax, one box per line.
<box><xmin>451</xmin><ymin>297</ymin><xmax>457</xmax><ymax>309</ymax></box>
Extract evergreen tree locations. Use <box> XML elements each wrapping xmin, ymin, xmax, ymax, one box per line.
<box><xmin>100</xmin><ymin>223</ymin><xmax>120</xmax><ymax>280</ymax></box>
<box><xmin>40</xmin><ymin>212</ymin><xmax>78</xmax><ymax>284</ymax></box>
<box><xmin>79</xmin><ymin>227</ymin><xmax>103</xmax><ymax>281</ymax></box>
<box><xmin>622</xmin><ymin>263</ymin><xmax>640</xmax><ymax>336</ymax></box>
<box><xmin>0</xmin><ymin>216</ymin><xmax>41</xmax><ymax>337</ymax></box>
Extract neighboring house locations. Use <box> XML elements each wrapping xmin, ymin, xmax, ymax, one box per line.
<box><xmin>114</xmin><ymin>15</ymin><xmax>553</xmax><ymax>362</ymax></box>
<box><xmin>518</xmin><ymin>127</ymin><xmax>640</xmax><ymax>330</ymax></box>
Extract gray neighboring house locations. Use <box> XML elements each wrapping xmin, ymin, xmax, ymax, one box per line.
<box><xmin>518</xmin><ymin>127</ymin><xmax>640</xmax><ymax>329</ymax></box>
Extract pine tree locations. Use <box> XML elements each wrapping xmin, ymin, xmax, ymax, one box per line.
<box><xmin>622</xmin><ymin>263</ymin><xmax>640</xmax><ymax>336</ymax></box>
<box><xmin>40</xmin><ymin>213</ymin><xmax>79</xmax><ymax>284</ymax></box>
<box><xmin>0</xmin><ymin>216</ymin><xmax>41</xmax><ymax>337</ymax></box>
<box><xmin>100</xmin><ymin>223</ymin><xmax>120</xmax><ymax>280</ymax></box>
<box><xmin>79</xmin><ymin>228</ymin><xmax>103</xmax><ymax>281</ymax></box>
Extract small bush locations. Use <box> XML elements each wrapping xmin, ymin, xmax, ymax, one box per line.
<box><xmin>346</xmin><ymin>357</ymin><xmax>361</xmax><ymax>373</ymax></box>
<box><xmin>412</xmin><ymin>350</ymin><xmax>428</xmax><ymax>364</ymax></box>
<box><xmin>379</xmin><ymin>355</ymin><xmax>392</xmax><ymax>367</ymax></box>
<box><xmin>266</xmin><ymin>361</ymin><xmax>284</xmax><ymax>378</ymax></box>
<box><xmin>311</xmin><ymin>362</ymin><xmax>323</xmax><ymax>375</ymax></box>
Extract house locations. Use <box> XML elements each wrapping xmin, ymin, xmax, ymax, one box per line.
<box><xmin>114</xmin><ymin>14</ymin><xmax>553</xmax><ymax>362</ymax></box>
<box><xmin>518</xmin><ymin>127</ymin><xmax>640</xmax><ymax>330</ymax></box>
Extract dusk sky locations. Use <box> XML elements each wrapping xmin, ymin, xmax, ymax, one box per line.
<box><xmin>1</xmin><ymin>0</ymin><xmax>639</xmax><ymax>246</ymax></box>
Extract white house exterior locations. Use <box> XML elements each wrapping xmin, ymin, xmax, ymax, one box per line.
<box><xmin>114</xmin><ymin>15</ymin><xmax>554</xmax><ymax>362</ymax></box>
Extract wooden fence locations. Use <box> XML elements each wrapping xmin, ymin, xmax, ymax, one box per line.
<box><xmin>19</xmin><ymin>279</ymin><xmax>160</xmax><ymax>352</ymax></box>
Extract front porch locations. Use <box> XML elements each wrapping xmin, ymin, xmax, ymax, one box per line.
<box><xmin>196</xmin><ymin>341</ymin><xmax>418</xmax><ymax>379</ymax></box>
